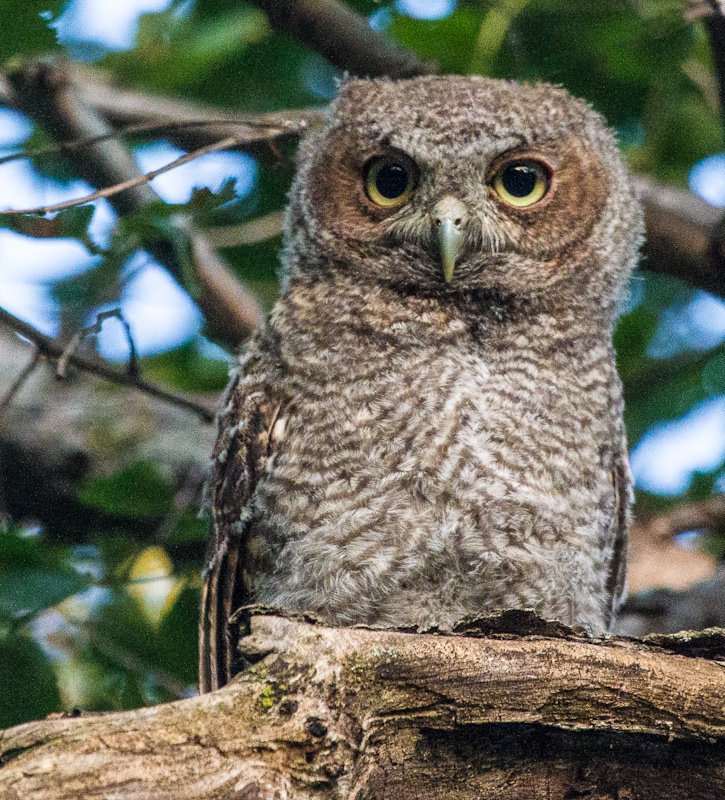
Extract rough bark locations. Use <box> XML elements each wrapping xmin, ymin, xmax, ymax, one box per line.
<box><xmin>1</xmin><ymin>612</ymin><xmax>724</xmax><ymax>800</ymax></box>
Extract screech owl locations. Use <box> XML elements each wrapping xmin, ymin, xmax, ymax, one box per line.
<box><xmin>199</xmin><ymin>75</ymin><xmax>643</xmax><ymax>692</ymax></box>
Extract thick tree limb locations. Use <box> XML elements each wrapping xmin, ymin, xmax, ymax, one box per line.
<box><xmin>618</xmin><ymin>566</ymin><xmax>725</xmax><ymax>636</ymax></box>
<box><xmin>624</xmin><ymin>495</ymin><xmax>723</xmax><ymax>595</ymax></box>
<box><xmin>635</xmin><ymin>175</ymin><xmax>725</xmax><ymax>298</ymax></box>
<box><xmin>247</xmin><ymin>0</ymin><xmax>436</xmax><ymax>78</ymax></box>
<box><xmin>1</xmin><ymin>612</ymin><xmax>724</xmax><ymax>799</ymax></box>
<box><xmin>0</xmin><ymin>65</ymin><xmax>324</xmax><ymax>159</ymax></box>
<box><xmin>5</xmin><ymin>61</ymin><xmax>266</xmax><ymax>348</ymax></box>
<box><xmin>637</xmin><ymin>494</ymin><xmax>725</xmax><ymax>541</ymax></box>
<box><xmin>704</xmin><ymin>0</ymin><xmax>725</xmax><ymax>126</ymax></box>
<box><xmin>617</xmin><ymin>495</ymin><xmax>725</xmax><ymax>634</ymax></box>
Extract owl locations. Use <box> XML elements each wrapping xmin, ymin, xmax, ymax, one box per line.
<box><xmin>199</xmin><ymin>76</ymin><xmax>643</xmax><ymax>692</ymax></box>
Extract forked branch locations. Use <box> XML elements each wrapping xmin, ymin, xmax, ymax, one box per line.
<box><xmin>0</xmin><ymin>306</ymin><xmax>214</xmax><ymax>422</ymax></box>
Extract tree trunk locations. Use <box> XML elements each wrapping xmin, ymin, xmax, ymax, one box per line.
<box><xmin>1</xmin><ymin>611</ymin><xmax>724</xmax><ymax>799</ymax></box>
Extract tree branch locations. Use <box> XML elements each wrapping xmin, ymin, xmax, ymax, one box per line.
<box><xmin>5</xmin><ymin>60</ymin><xmax>266</xmax><ymax>348</ymax></box>
<box><xmin>0</xmin><ymin>65</ymin><xmax>324</xmax><ymax>160</ymax></box>
<box><xmin>0</xmin><ymin>349</ymin><xmax>40</xmax><ymax>413</ymax></box>
<box><xmin>625</xmin><ymin>497</ymin><xmax>721</xmax><ymax>597</ymax></box>
<box><xmin>635</xmin><ymin>175</ymin><xmax>725</xmax><ymax>298</ymax></box>
<box><xmin>247</xmin><ymin>0</ymin><xmax>437</xmax><ymax>78</ymax></box>
<box><xmin>704</xmin><ymin>0</ymin><xmax>725</xmax><ymax>126</ymax></box>
<box><xmin>1</xmin><ymin>613</ymin><xmax>724</xmax><ymax>799</ymax></box>
<box><xmin>0</xmin><ymin>325</ymin><xmax>215</xmax><ymax>541</ymax></box>
<box><xmin>0</xmin><ymin>135</ymin><xmax>240</xmax><ymax>215</ymax></box>
<box><xmin>0</xmin><ymin>306</ymin><xmax>214</xmax><ymax>422</ymax></box>
<box><xmin>638</xmin><ymin>494</ymin><xmax>725</xmax><ymax>540</ymax></box>
<box><xmin>619</xmin><ymin>567</ymin><xmax>725</xmax><ymax>636</ymax></box>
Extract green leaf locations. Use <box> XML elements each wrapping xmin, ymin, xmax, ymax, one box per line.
<box><xmin>167</xmin><ymin>507</ymin><xmax>209</xmax><ymax>545</ymax></box>
<box><xmin>155</xmin><ymin>582</ymin><xmax>200</xmax><ymax>683</ymax></box>
<box><xmin>0</xmin><ymin>631</ymin><xmax>60</xmax><ymax>726</ymax></box>
<box><xmin>0</xmin><ymin>2</ymin><xmax>62</xmax><ymax>62</ymax></box>
<box><xmin>52</xmin><ymin>256</ymin><xmax>124</xmax><ymax>311</ymax></box>
<box><xmin>389</xmin><ymin>8</ymin><xmax>483</xmax><ymax>75</ymax></box>
<box><xmin>613</xmin><ymin>305</ymin><xmax>659</xmax><ymax>382</ymax></box>
<box><xmin>0</xmin><ymin>568</ymin><xmax>90</xmax><ymax>621</ymax></box>
<box><xmin>0</xmin><ymin>525</ymin><xmax>92</xmax><ymax>621</ymax></box>
<box><xmin>105</xmin><ymin>6</ymin><xmax>269</xmax><ymax>94</ymax></box>
<box><xmin>54</xmin><ymin>205</ymin><xmax>98</xmax><ymax>246</ymax></box>
<box><xmin>141</xmin><ymin>339</ymin><xmax>229</xmax><ymax>392</ymax></box>
<box><xmin>77</xmin><ymin>461</ymin><xmax>175</xmax><ymax>521</ymax></box>
<box><xmin>702</xmin><ymin>350</ymin><xmax>725</xmax><ymax>394</ymax></box>
<box><xmin>685</xmin><ymin>471</ymin><xmax>718</xmax><ymax>503</ymax></box>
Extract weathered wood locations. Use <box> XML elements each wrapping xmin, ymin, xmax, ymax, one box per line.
<box><xmin>1</xmin><ymin>613</ymin><xmax>724</xmax><ymax>799</ymax></box>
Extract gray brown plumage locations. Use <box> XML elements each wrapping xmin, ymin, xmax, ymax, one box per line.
<box><xmin>199</xmin><ymin>75</ymin><xmax>643</xmax><ymax>692</ymax></box>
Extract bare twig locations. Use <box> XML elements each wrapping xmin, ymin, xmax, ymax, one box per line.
<box><xmin>0</xmin><ymin>349</ymin><xmax>41</xmax><ymax>413</ymax></box>
<box><xmin>6</xmin><ymin>61</ymin><xmax>265</xmax><ymax>347</ymax></box>
<box><xmin>0</xmin><ymin>306</ymin><xmax>215</xmax><ymax>422</ymax></box>
<box><xmin>0</xmin><ymin>115</ymin><xmax>319</xmax><ymax>169</ymax></box>
<box><xmin>683</xmin><ymin>1</ymin><xmax>719</xmax><ymax>23</ymax></box>
<box><xmin>56</xmin><ymin>308</ymin><xmax>139</xmax><ymax>379</ymax></box>
<box><xmin>247</xmin><ymin>0</ymin><xmax>436</xmax><ymax>78</ymax></box>
<box><xmin>0</xmin><ymin>135</ymin><xmax>239</xmax><ymax>216</ymax></box>
<box><xmin>0</xmin><ymin>65</ymin><xmax>325</xmax><ymax>159</ymax></box>
<box><xmin>206</xmin><ymin>210</ymin><xmax>285</xmax><ymax>247</ymax></box>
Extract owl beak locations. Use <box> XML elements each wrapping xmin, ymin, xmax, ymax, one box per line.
<box><xmin>433</xmin><ymin>196</ymin><xmax>468</xmax><ymax>283</ymax></box>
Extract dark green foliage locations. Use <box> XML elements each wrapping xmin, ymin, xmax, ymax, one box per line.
<box><xmin>0</xmin><ymin>0</ymin><xmax>62</xmax><ymax>62</ymax></box>
<box><xmin>0</xmin><ymin>631</ymin><xmax>60</xmax><ymax>727</ymax></box>
<box><xmin>77</xmin><ymin>461</ymin><xmax>175</xmax><ymax>521</ymax></box>
<box><xmin>0</xmin><ymin>522</ymin><xmax>92</xmax><ymax>622</ymax></box>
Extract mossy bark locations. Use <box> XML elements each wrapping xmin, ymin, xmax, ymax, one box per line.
<box><xmin>1</xmin><ymin>612</ymin><xmax>724</xmax><ymax>799</ymax></box>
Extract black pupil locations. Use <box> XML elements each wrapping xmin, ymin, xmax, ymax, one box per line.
<box><xmin>502</xmin><ymin>164</ymin><xmax>537</xmax><ymax>197</ymax></box>
<box><xmin>375</xmin><ymin>163</ymin><xmax>409</xmax><ymax>199</ymax></box>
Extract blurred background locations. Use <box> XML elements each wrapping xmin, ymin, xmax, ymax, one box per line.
<box><xmin>0</xmin><ymin>0</ymin><xmax>723</xmax><ymax>727</ymax></box>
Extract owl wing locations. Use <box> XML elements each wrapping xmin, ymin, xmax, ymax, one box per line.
<box><xmin>199</xmin><ymin>351</ymin><xmax>284</xmax><ymax>693</ymax></box>
<box><xmin>605</xmin><ymin>440</ymin><xmax>632</xmax><ymax>627</ymax></box>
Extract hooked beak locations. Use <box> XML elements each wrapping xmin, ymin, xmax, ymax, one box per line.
<box><xmin>433</xmin><ymin>196</ymin><xmax>468</xmax><ymax>283</ymax></box>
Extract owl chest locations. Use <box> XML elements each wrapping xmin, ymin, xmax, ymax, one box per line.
<box><xmin>248</xmin><ymin>345</ymin><xmax>617</xmax><ymax>629</ymax></box>
<box><xmin>257</xmin><ymin>349</ymin><xmax>607</xmax><ymax>533</ymax></box>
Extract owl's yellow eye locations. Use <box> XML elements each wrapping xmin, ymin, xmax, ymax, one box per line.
<box><xmin>492</xmin><ymin>159</ymin><xmax>550</xmax><ymax>208</ymax></box>
<box><xmin>365</xmin><ymin>155</ymin><xmax>417</xmax><ymax>208</ymax></box>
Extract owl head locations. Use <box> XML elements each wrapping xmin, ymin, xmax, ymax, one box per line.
<box><xmin>283</xmin><ymin>76</ymin><xmax>643</xmax><ymax>320</ymax></box>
